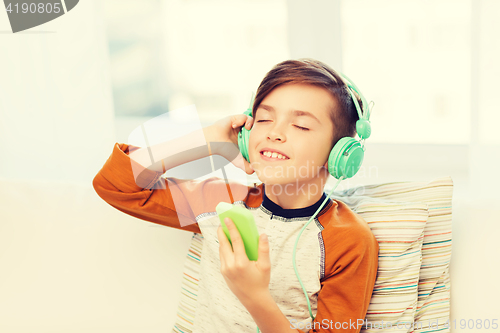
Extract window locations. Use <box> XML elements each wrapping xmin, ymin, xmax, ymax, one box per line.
<box><xmin>103</xmin><ymin>0</ymin><xmax>167</xmax><ymax>117</ymax></box>
<box><xmin>104</xmin><ymin>0</ymin><xmax>289</xmax><ymax>126</ymax></box>
<box><xmin>341</xmin><ymin>0</ymin><xmax>471</xmax><ymax>144</ymax></box>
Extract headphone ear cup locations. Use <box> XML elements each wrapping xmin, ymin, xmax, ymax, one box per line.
<box><xmin>327</xmin><ymin>137</ymin><xmax>364</xmax><ymax>179</ymax></box>
<box><xmin>238</xmin><ymin>126</ymin><xmax>251</xmax><ymax>163</ymax></box>
<box><xmin>238</xmin><ymin>108</ymin><xmax>253</xmax><ymax>163</ymax></box>
<box><xmin>356</xmin><ymin>119</ymin><xmax>371</xmax><ymax>140</ymax></box>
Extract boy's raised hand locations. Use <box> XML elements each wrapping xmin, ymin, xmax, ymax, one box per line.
<box><xmin>206</xmin><ymin>114</ymin><xmax>255</xmax><ymax>175</ymax></box>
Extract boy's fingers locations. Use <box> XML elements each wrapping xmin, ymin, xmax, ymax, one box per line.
<box><xmin>225</xmin><ymin>218</ymin><xmax>246</xmax><ymax>259</ymax></box>
<box><xmin>217</xmin><ymin>225</ymin><xmax>231</xmax><ymax>262</ymax></box>
<box><xmin>231</xmin><ymin>114</ymin><xmax>249</xmax><ymax>128</ymax></box>
<box><xmin>245</xmin><ymin>116</ymin><xmax>254</xmax><ymax>130</ymax></box>
<box><xmin>258</xmin><ymin>233</ymin><xmax>271</xmax><ymax>271</ymax></box>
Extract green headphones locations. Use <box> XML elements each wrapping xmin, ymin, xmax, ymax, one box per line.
<box><xmin>237</xmin><ymin>72</ymin><xmax>372</xmax><ymax>180</ymax></box>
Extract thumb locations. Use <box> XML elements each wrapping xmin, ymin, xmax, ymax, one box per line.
<box><xmin>243</xmin><ymin>157</ymin><xmax>255</xmax><ymax>175</ymax></box>
<box><xmin>229</xmin><ymin>151</ymin><xmax>246</xmax><ymax>171</ymax></box>
<box><xmin>228</xmin><ymin>148</ymin><xmax>255</xmax><ymax>175</ymax></box>
<box><xmin>257</xmin><ymin>233</ymin><xmax>271</xmax><ymax>270</ymax></box>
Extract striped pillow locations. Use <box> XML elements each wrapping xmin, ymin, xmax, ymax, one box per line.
<box><xmin>172</xmin><ymin>232</ymin><xmax>203</xmax><ymax>333</ymax></box>
<box><xmin>340</xmin><ymin>176</ymin><xmax>453</xmax><ymax>332</ymax></box>
<box><xmin>329</xmin><ymin>195</ymin><xmax>428</xmax><ymax>332</ymax></box>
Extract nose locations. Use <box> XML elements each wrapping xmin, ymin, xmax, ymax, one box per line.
<box><xmin>267</xmin><ymin>121</ymin><xmax>287</xmax><ymax>142</ymax></box>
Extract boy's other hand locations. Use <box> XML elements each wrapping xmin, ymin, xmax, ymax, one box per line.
<box><xmin>206</xmin><ymin>114</ymin><xmax>255</xmax><ymax>175</ymax></box>
<box><xmin>217</xmin><ymin>218</ymin><xmax>271</xmax><ymax>305</ymax></box>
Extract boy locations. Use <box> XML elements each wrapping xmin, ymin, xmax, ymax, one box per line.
<box><xmin>93</xmin><ymin>58</ymin><xmax>379</xmax><ymax>333</ymax></box>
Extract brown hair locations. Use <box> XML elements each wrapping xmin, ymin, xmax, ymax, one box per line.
<box><xmin>252</xmin><ymin>58</ymin><xmax>362</xmax><ymax>149</ymax></box>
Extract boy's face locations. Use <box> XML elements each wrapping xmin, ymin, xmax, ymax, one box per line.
<box><xmin>248</xmin><ymin>83</ymin><xmax>336</xmax><ymax>186</ymax></box>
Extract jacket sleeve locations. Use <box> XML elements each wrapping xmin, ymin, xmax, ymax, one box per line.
<box><xmin>309</xmin><ymin>209</ymin><xmax>379</xmax><ymax>333</ymax></box>
<box><xmin>91</xmin><ymin>143</ymin><xmax>199</xmax><ymax>233</ymax></box>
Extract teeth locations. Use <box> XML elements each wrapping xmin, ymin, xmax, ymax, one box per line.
<box><xmin>263</xmin><ymin>151</ymin><xmax>287</xmax><ymax>159</ymax></box>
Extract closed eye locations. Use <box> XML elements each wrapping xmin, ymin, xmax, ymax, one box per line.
<box><xmin>256</xmin><ymin>120</ymin><xmax>309</xmax><ymax>131</ymax></box>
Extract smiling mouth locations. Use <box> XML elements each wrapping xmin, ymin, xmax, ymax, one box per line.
<box><xmin>260</xmin><ymin>151</ymin><xmax>290</xmax><ymax>160</ymax></box>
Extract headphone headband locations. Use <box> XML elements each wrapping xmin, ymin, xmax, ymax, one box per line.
<box><xmin>338</xmin><ymin>72</ymin><xmax>372</xmax><ymax>141</ymax></box>
<box><xmin>338</xmin><ymin>72</ymin><xmax>371</xmax><ymax>122</ymax></box>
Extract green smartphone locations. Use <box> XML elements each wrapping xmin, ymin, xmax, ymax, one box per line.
<box><xmin>216</xmin><ymin>202</ymin><xmax>260</xmax><ymax>261</ymax></box>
